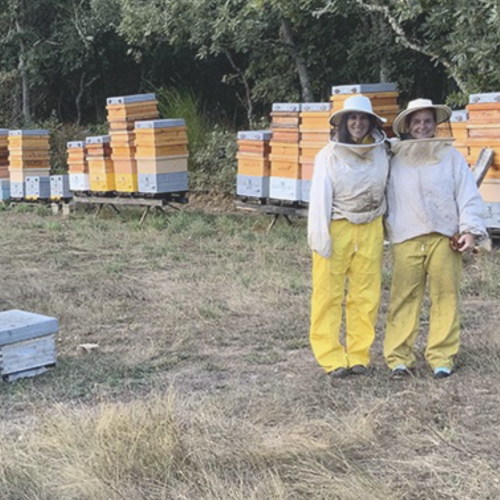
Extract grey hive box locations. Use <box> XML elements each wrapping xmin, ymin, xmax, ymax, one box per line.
<box><xmin>50</xmin><ymin>175</ymin><xmax>73</xmax><ymax>199</ymax></box>
<box><xmin>0</xmin><ymin>179</ymin><xmax>10</xmax><ymax>201</ymax></box>
<box><xmin>26</xmin><ymin>176</ymin><xmax>51</xmax><ymax>199</ymax></box>
<box><xmin>0</xmin><ymin>309</ymin><xmax>58</xmax><ymax>382</ymax></box>
<box><xmin>138</xmin><ymin>172</ymin><xmax>188</xmax><ymax>194</ymax></box>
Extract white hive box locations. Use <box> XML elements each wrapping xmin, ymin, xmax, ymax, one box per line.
<box><xmin>236</xmin><ymin>174</ymin><xmax>270</xmax><ymax>198</ymax></box>
<box><xmin>25</xmin><ymin>176</ymin><xmax>51</xmax><ymax>200</ymax></box>
<box><xmin>69</xmin><ymin>173</ymin><xmax>90</xmax><ymax>191</ymax></box>
<box><xmin>50</xmin><ymin>175</ymin><xmax>73</xmax><ymax>199</ymax></box>
<box><xmin>270</xmin><ymin>177</ymin><xmax>301</xmax><ymax>201</ymax></box>
<box><xmin>0</xmin><ymin>309</ymin><xmax>58</xmax><ymax>382</ymax></box>
<box><xmin>10</xmin><ymin>182</ymin><xmax>25</xmax><ymax>199</ymax></box>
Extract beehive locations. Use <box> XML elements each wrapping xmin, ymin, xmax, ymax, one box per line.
<box><xmin>467</xmin><ymin>92</ymin><xmax>500</xmax><ymax>202</ymax></box>
<box><xmin>299</xmin><ymin>103</ymin><xmax>331</xmax><ymax>202</ymax></box>
<box><xmin>0</xmin><ymin>129</ymin><xmax>8</xmax><ymax>180</ymax></box>
<box><xmin>135</xmin><ymin>119</ymin><xmax>189</xmax><ymax>194</ymax></box>
<box><xmin>85</xmin><ymin>135</ymin><xmax>115</xmax><ymax>192</ymax></box>
<box><xmin>270</xmin><ymin>103</ymin><xmax>302</xmax><ymax>201</ymax></box>
<box><xmin>0</xmin><ymin>309</ymin><xmax>57</xmax><ymax>382</ymax></box>
<box><xmin>236</xmin><ymin>130</ymin><xmax>272</xmax><ymax>198</ymax></box>
<box><xmin>107</xmin><ymin>94</ymin><xmax>159</xmax><ymax>193</ymax></box>
<box><xmin>330</xmin><ymin>83</ymin><xmax>399</xmax><ymax>138</ymax></box>
<box><xmin>67</xmin><ymin>141</ymin><xmax>90</xmax><ymax>192</ymax></box>
<box><xmin>8</xmin><ymin>130</ymin><xmax>51</xmax><ymax>199</ymax></box>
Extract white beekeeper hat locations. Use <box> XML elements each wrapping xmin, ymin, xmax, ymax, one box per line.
<box><xmin>393</xmin><ymin>98</ymin><xmax>452</xmax><ymax>137</ymax></box>
<box><xmin>329</xmin><ymin>95</ymin><xmax>387</xmax><ymax>127</ymax></box>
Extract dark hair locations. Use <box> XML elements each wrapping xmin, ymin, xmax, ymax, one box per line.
<box><xmin>336</xmin><ymin>112</ymin><xmax>381</xmax><ymax>144</ymax></box>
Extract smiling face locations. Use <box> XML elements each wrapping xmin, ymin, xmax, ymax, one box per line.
<box><xmin>346</xmin><ymin>112</ymin><xmax>371</xmax><ymax>142</ymax></box>
<box><xmin>407</xmin><ymin>109</ymin><xmax>437</xmax><ymax>139</ymax></box>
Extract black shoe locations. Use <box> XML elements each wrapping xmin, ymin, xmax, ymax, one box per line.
<box><xmin>329</xmin><ymin>367</ymin><xmax>349</xmax><ymax>379</ymax></box>
<box><xmin>390</xmin><ymin>365</ymin><xmax>412</xmax><ymax>379</ymax></box>
<box><xmin>350</xmin><ymin>365</ymin><xmax>368</xmax><ymax>376</ymax></box>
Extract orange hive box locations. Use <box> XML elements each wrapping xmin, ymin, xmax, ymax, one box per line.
<box><xmin>299</xmin><ymin>102</ymin><xmax>332</xmax><ymax>202</ymax></box>
<box><xmin>0</xmin><ymin>129</ymin><xmax>8</xmax><ymax>178</ymax></box>
<box><xmin>466</xmin><ymin>93</ymin><xmax>500</xmax><ymax>180</ymax></box>
<box><xmin>269</xmin><ymin>103</ymin><xmax>301</xmax><ymax>200</ymax></box>
<box><xmin>236</xmin><ymin>130</ymin><xmax>272</xmax><ymax>197</ymax></box>
<box><xmin>330</xmin><ymin>83</ymin><xmax>399</xmax><ymax>138</ymax></box>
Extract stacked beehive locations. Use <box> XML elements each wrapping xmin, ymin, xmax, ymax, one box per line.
<box><xmin>269</xmin><ymin>103</ymin><xmax>302</xmax><ymax>201</ymax></box>
<box><xmin>330</xmin><ymin>83</ymin><xmax>399</xmax><ymax>138</ymax></box>
<box><xmin>135</xmin><ymin>119</ymin><xmax>189</xmax><ymax>194</ymax></box>
<box><xmin>8</xmin><ymin>130</ymin><xmax>50</xmax><ymax>199</ymax></box>
<box><xmin>106</xmin><ymin>94</ymin><xmax>159</xmax><ymax>193</ymax></box>
<box><xmin>299</xmin><ymin>103</ymin><xmax>331</xmax><ymax>203</ymax></box>
<box><xmin>85</xmin><ymin>135</ymin><xmax>114</xmax><ymax>192</ymax></box>
<box><xmin>467</xmin><ymin>92</ymin><xmax>500</xmax><ymax>203</ymax></box>
<box><xmin>67</xmin><ymin>141</ymin><xmax>90</xmax><ymax>192</ymax></box>
<box><xmin>449</xmin><ymin>110</ymin><xmax>468</xmax><ymax>160</ymax></box>
<box><xmin>0</xmin><ymin>129</ymin><xmax>9</xmax><ymax>201</ymax></box>
<box><xmin>236</xmin><ymin>130</ymin><xmax>272</xmax><ymax>198</ymax></box>
<box><xmin>0</xmin><ymin>309</ymin><xmax>57</xmax><ymax>382</ymax></box>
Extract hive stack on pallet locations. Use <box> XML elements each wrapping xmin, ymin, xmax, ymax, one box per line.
<box><xmin>330</xmin><ymin>83</ymin><xmax>399</xmax><ymax>138</ymax></box>
<box><xmin>135</xmin><ymin>119</ymin><xmax>189</xmax><ymax>194</ymax></box>
<box><xmin>106</xmin><ymin>94</ymin><xmax>159</xmax><ymax>193</ymax></box>
<box><xmin>0</xmin><ymin>129</ymin><xmax>9</xmax><ymax>201</ymax></box>
<box><xmin>67</xmin><ymin>141</ymin><xmax>90</xmax><ymax>192</ymax></box>
<box><xmin>299</xmin><ymin>103</ymin><xmax>331</xmax><ymax>202</ymax></box>
<box><xmin>0</xmin><ymin>309</ymin><xmax>57</xmax><ymax>382</ymax></box>
<box><xmin>8</xmin><ymin>130</ymin><xmax>50</xmax><ymax>199</ymax></box>
<box><xmin>270</xmin><ymin>103</ymin><xmax>302</xmax><ymax>201</ymax></box>
<box><xmin>86</xmin><ymin>136</ymin><xmax>115</xmax><ymax>192</ymax></box>
<box><xmin>236</xmin><ymin>130</ymin><xmax>272</xmax><ymax>198</ymax></box>
<box><xmin>450</xmin><ymin>110</ymin><xmax>469</xmax><ymax>160</ymax></box>
<box><xmin>467</xmin><ymin>92</ymin><xmax>500</xmax><ymax>203</ymax></box>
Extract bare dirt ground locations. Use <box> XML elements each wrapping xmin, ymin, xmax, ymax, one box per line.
<box><xmin>0</xmin><ymin>200</ymin><xmax>499</xmax><ymax>499</ymax></box>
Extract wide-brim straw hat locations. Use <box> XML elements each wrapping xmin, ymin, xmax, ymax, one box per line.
<box><xmin>393</xmin><ymin>98</ymin><xmax>452</xmax><ymax>137</ymax></box>
<box><xmin>329</xmin><ymin>95</ymin><xmax>387</xmax><ymax>126</ymax></box>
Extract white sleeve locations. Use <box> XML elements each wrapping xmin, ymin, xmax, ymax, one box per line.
<box><xmin>453</xmin><ymin>152</ymin><xmax>488</xmax><ymax>241</ymax></box>
<box><xmin>307</xmin><ymin>149</ymin><xmax>333</xmax><ymax>258</ymax></box>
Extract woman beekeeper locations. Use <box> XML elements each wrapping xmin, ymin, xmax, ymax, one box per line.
<box><xmin>384</xmin><ymin>99</ymin><xmax>488</xmax><ymax>379</ymax></box>
<box><xmin>308</xmin><ymin>95</ymin><xmax>389</xmax><ymax>379</ymax></box>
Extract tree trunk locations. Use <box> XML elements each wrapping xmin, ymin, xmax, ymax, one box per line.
<box><xmin>16</xmin><ymin>17</ymin><xmax>31</xmax><ymax>124</ymax></box>
<box><xmin>280</xmin><ymin>18</ymin><xmax>314</xmax><ymax>102</ymax></box>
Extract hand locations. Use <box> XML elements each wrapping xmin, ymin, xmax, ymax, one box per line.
<box><xmin>457</xmin><ymin>233</ymin><xmax>475</xmax><ymax>252</ymax></box>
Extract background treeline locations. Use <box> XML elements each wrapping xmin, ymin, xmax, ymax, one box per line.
<box><xmin>1</xmin><ymin>0</ymin><xmax>499</xmax><ymax>190</ymax></box>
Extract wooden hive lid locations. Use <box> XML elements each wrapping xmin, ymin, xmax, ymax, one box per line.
<box><xmin>9</xmin><ymin>129</ymin><xmax>49</xmax><ymax>137</ymax></box>
<box><xmin>237</xmin><ymin>130</ymin><xmax>272</xmax><ymax>141</ymax></box>
<box><xmin>0</xmin><ymin>309</ymin><xmax>58</xmax><ymax>346</ymax></box>
<box><xmin>135</xmin><ymin>119</ymin><xmax>186</xmax><ymax>129</ymax></box>
<box><xmin>469</xmin><ymin>92</ymin><xmax>500</xmax><ymax>104</ymax></box>
<box><xmin>331</xmin><ymin>83</ymin><xmax>397</xmax><ymax>95</ymax></box>
<box><xmin>272</xmin><ymin>103</ymin><xmax>301</xmax><ymax>113</ymax></box>
<box><xmin>300</xmin><ymin>103</ymin><xmax>331</xmax><ymax>112</ymax></box>
<box><xmin>86</xmin><ymin>135</ymin><xmax>111</xmax><ymax>144</ymax></box>
<box><xmin>107</xmin><ymin>93</ymin><xmax>156</xmax><ymax>105</ymax></box>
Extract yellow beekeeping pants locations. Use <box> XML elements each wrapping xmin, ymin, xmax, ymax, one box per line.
<box><xmin>384</xmin><ymin>233</ymin><xmax>462</xmax><ymax>371</ymax></box>
<box><xmin>310</xmin><ymin>217</ymin><xmax>384</xmax><ymax>372</ymax></box>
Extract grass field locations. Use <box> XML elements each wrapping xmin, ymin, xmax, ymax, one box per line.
<box><xmin>0</xmin><ymin>200</ymin><xmax>499</xmax><ymax>499</ymax></box>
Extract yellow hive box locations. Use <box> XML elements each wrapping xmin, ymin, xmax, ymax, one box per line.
<box><xmin>237</xmin><ymin>156</ymin><xmax>271</xmax><ymax>177</ymax></box>
<box><xmin>90</xmin><ymin>173</ymin><xmax>115</xmax><ymax>191</ymax></box>
<box><xmin>115</xmin><ymin>173</ymin><xmax>138</xmax><ymax>192</ymax></box>
<box><xmin>87</xmin><ymin>159</ymin><xmax>115</xmax><ymax>174</ymax></box>
<box><xmin>136</xmin><ymin>144</ymin><xmax>189</xmax><ymax>158</ymax></box>
<box><xmin>270</xmin><ymin>142</ymin><xmax>299</xmax><ymax>158</ymax></box>
<box><xmin>136</xmin><ymin>156</ymin><xmax>188</xmax><ymax>175</ymax></box>
<box><xmin>270</xmin><ymin>159</ymin><xmax>301</xmax><ymax>179</ymax></box>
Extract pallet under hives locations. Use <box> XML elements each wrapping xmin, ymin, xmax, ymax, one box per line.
<box><xmin>270</xmin><ymin>103</ymin><xmax>302</xmax><ymax>201</ymax></box>
<box><xmin>8</xmin><ymin>130</ymin><xmax>51</xmax><ymax>200</ymax></box>
<box><xmin>330</xmin><ymin>83</ymin><xmax>400</xmax><ymax>138</ymax></box>
<box><xmin>135</xmin><ymin>119</ymin><xmax>189</xmax><ymax>194</ymax></box>
<box><xmin>467</xmin><ymin>92</ymin><xmax>500</xmax><ymax>203</ymax></box>
<box><xmin>85</xmin><ymin>135</ymin><xmax>115</xmax><ymax>192</ymax></box>
<box><xmin>299</xmin><ymin>102</ymin><xmax>331</xmax><ymax>203</ymax></box>
<box><xmin>236</xmin><ymin>130</ymin><xmax>272</xmax><ymax>199</ymax></box>
<box><xmin>106</xmin><ymin>93</ymin><xmax>160</xmax><ymax>193</ymax></box>
<box><xmin>0</xmin><ymin>309</ymin><xmax>57</xmax><ymax>382</ymax></box>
